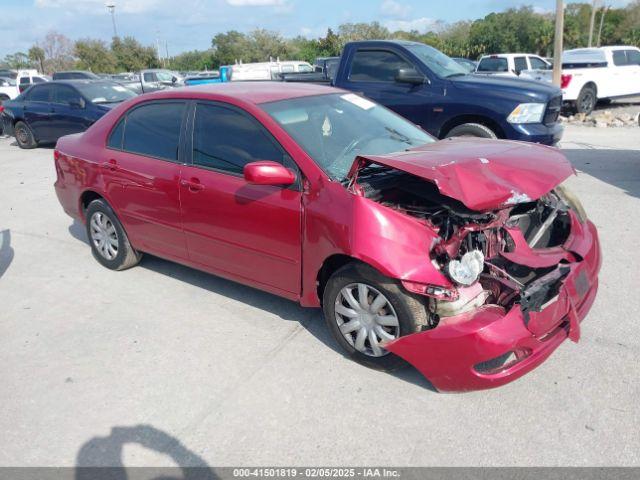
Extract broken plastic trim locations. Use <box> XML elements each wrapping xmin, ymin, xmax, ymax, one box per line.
<box><xmin>520</xmin><ymin>265</ymin><xmax>571</xmax><ymax>326</ymax></box>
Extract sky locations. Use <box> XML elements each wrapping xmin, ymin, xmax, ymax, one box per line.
<box><xmin>0</xmin><ymin>0</ymin><xmax>635</xmax><ymax>58</ymax></box>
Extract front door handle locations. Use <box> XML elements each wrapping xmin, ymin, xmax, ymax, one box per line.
<box><xmin>180</xmin><ymin>178</ymin><xmax>204</xmax><ymax>192</ymax></box>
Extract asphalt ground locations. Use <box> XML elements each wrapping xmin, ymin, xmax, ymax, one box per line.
<box><xmin>0</xmin><ymin>125</ymin><xmax>638</xmax><ymax>467</ymax></box>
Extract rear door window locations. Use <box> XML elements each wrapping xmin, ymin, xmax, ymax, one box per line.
<box><xmin>191</xmin><ymin>103</ymin><xmax>284</xmax><ymax>175</ymax></box>
<box><xmin>122</xmin><ymin>101</ymin><xmax>186</xmax><ymax>161</ymax></box>
<box><xmin>477</xmin><ymin>57</ymin><xmax>508</xmax><ymax>72</ymax></box>
<box><xmin>27</xmin><ymin>84</ymin><xmax>52</xmax><ymax>102</ymax></box>
<box><xmin>514</xmin><ymin>56</ymin><xmax>527</xmax><ymax>74</ymax></box>
<box><xmin>349</xmin><ymin>50</ymin><xmax>413</xmax><ymax>82</ymax></box>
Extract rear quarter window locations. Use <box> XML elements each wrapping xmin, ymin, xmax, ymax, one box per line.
<box><xmin>107</xmin><ymin>118</ymin><xmax>125</xmax><ymax>150</ymax></box>
<box><xmin>477</xmin><ymin>57</ymin><xmax>508</xmax><ymax>72</ymax></box>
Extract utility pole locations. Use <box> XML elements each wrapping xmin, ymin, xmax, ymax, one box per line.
<box><xmin>105</xmin><ymin>2</ymin><xmax>118</xmax><ymax>38</ymax></box>
<box><xmin>597</xmin><ymin>5</ymin><xmax>609</xmax><ymax>47</ymax></box>
<box><xmin>588</xmin><ymin>0</ymin><xmax>598</xmax><ymax>47</ymax></box>
<box><xmin>165</xmin><ymin>41</ymin><xmax>169</xmax><ymax>68</ymax></box>
<box><xmin>553</xmin><ymin>0</ymin><xmax>564</xmax><ymax>86</ymax></box>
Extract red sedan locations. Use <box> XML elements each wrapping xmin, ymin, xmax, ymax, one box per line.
<box><xmin>53</xmin><ymin>83</ymin><xmax>601</xmax><ymax>392</ymax></box>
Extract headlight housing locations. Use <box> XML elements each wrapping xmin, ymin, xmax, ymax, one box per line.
<box><xmin>507</xmin><ymin>103</ymin><xmax>545</xmax><ymax>124</ymax></box>
<box><xmin>447</xmin><ymin>250</ymin><xmax>484</xmax><ymax>286</ymax></box>
<box><xmin>555</xmin><ymin>181</ymin><xmax>588</xmax><ymax>223</ymax></box>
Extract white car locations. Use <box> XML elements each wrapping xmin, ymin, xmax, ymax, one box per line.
<box><xmin>475</xmin><ymin>54</ymin><xmax>552</xmax><ymax>78</ymax></box>
<box><xmin>524</xmin><ymin>46</ymin><xmax>640</xmax><ymax>114</ymax></box>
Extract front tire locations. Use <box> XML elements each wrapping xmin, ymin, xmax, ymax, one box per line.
<box><xmin>14</xmin><ymin>121</ymin><xmax>37</xmax><ymax>149</ymax></box>
<box><xmin>445</xmin><ymin>122</ymin><xmax>497</xmax><ymax>139</ymax></box>
<box><xmin>322</xmin><ymin>263</ymin><xmax>429</xmax><ymax>371</ymax></box>
<box><xmin>85</xmin><ymin>199</ymin><xmax>142</xmax><ymax>271</ymax></box>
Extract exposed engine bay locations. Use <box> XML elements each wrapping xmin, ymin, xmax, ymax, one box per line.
<box><xmin>355</xmin><ymin>167</ymin><xmax>580</xmax><ymax>329</ymax></box>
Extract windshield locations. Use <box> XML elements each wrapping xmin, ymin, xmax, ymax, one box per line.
<box><xmin>76</xmin><ymin>82</ymin><xmax>137</xmax><ymax>104</ymax></box>
<box><xmin>405</xmin><ymin>43</ymin><xmax>468</xmax><ymax>78</ymax></box>
<box><xmin>262</xmin><ymin>93</ymin><xmax>435</xmax><ymax>181</ymax></box>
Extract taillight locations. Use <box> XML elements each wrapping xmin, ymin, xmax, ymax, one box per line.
<box><xmin>53</xmin><ymin>149</ymin><xmax>61</xmax><ymax>161</ymax></box>
<box><xmin>560</xmin><ymin>74</ymin><xmax>572</xmax><ymax>89</ymax></box>
<box><xmin>0</xmin><ymin>106</ymin><xmax>4</xmax><ymax>113</ymax></box>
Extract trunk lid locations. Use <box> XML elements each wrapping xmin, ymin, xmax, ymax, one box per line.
<box><xmin>347</xmin><ymin>138</ymin><xmax>574</xmax><ymax>211</ymax></box>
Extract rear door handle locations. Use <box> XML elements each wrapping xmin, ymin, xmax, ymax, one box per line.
<box><xmin>180</xmin><ymin>178</ymin><xmax>204</xmax><ymax>192</ymax></box>
<box><xmin>101</xmin><ymin>159</ymin><xmax>118</xmax><ymax>171</ymax></box>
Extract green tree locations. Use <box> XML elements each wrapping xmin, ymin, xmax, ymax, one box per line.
<box><xmin>170</xmin><ymin>50</ymin><xmax>216</xmax><ymax>71</ymax></box>
<box><xmin>337</xmin><ymin>22</ymin><xmax>391</xmax><ymax>47</ymax></box>
<box><xmin>2</xmin><ymin>52</ymin><xmax>31</xmax><ymax>69</ymax></box>
<box><xmin>211</xmin><ymin>30</ymin><xmax>249</xmax><ymax>65</ymax></box>
<box><xmin>111</xmin><ymin>36</ymin><xmax>159</xmax><ymax>72</ymax></box>
<box><xmin>28</xmin><ymin>46</ymin><xmax>45</xmax><ymax>73</ymax></box>
<box><xmin>74</xmin><ymin>39</ymin><xmax>116</xmax><ymax>73</ymax></box>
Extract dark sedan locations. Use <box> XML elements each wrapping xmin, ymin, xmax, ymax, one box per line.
<box><xmin>1</xmin><ymin>80</ymin><xmax>137</xmax><ymax>149</ymax></box>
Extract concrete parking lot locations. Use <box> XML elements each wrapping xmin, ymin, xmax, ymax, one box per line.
<box><xmin>1</xmin><ymin>126</ymin><xmax>639</xmax><ymax>468</ymax></box>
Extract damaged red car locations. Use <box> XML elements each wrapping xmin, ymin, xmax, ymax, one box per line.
<box><xmin>53</xmin><ymin>83</ymin><xmax>601</xmax><ymax>392</ymax></box>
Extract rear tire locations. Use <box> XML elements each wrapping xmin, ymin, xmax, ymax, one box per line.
<box><xmin>575</xmin><ymin>85</ymin><xmax>596</xmax><ymax>115</ymax></box>
<box><xmin>322</xmin><ymin>262</ymin><xmax>429</xmax><ymax>371</ymax></box>
<box><xmin>445</xmin><ymin>122</ymin><xmax>497</xmax><ymax>139</ymax></box>
<box><xmin>14</xmin><ymin>121</ymin><xmax>37</xmax><ymax>149</ymax></box>
<box><xmin>85</xmin><ymin>199</ymin><xmax>142</xmax><ymax>271</ymax></box>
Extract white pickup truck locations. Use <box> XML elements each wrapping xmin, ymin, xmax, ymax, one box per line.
<box><xmin>523</xmin><ymin>46</ymin><xmax>640</xmax><ymax>114</ymax></box>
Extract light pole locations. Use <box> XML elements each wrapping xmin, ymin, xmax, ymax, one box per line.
<box><xmin>106</xmin><ymin>2</ymin><xmax>118</xmax><ymax>38</ymax></box>
<box><xmin>553</xmin><ymin>0</ymin><xmax>564</xmax><ymax>87</ymax></box>
<box><xmin>588</xmin><ymin>0</ymin><xmax>598</xmax><ymax>47</ymax></box>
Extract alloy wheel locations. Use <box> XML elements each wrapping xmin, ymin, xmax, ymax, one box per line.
<box><xmin>334</xmin><ymin>283</ymin><xmax>400</xmax><ymax>357</ymax></box>
<box><xmin>89</xmin><ymin>212</ymin><xmax>119</xmax><ymax>260</ymax></box>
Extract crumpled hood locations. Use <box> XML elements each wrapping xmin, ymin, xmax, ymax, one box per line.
<box><xmin>348</xmin><ymin>138</ymin><xmax>574</xmax><ymax>211</ymax></box>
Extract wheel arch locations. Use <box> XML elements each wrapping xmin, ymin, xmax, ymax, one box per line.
<box><xmin>438</xmin><ymin>114</ymin><xmax>505</xmax><ymax>139</ymax></box>
<box><xmin>78</xmin><ymin>190</ymin><xmax>106</xmax><ymax>222</ymax></box>
<box><xmin>316</xmin><ymin>254</ymin><xmax>363</xmax><ymax>303</ymax></box>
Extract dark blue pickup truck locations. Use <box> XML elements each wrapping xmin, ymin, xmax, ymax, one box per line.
<box><xmin>294</xmin><ymin>40</ymin><xmax>564</xmax><ymax>145</ymax></box>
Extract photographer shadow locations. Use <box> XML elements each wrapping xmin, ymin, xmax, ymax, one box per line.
<box><xmin>75</xmin><ymin>424</ymin><xmax>218</xmax><ymax>480</ymax></box>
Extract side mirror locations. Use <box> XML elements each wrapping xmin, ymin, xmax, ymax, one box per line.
<box><xmin>513</xmin><ymin>69</ymin><xmax>521</xmax><ymax>76</ymax></box>
<box><xmin>395</xmin><ymin>68</ymin><xmax>427</xmax><ymax>85</ymax></box>
<box><xmin>69</xmin><ymin>98</ymin><xmax>86</xmax><ymax>109</ymax></box>
<box><xmin>171</xmin><ymin>76</ymin><xmax>178</xmax><ymax>84</ymax></box>
<box><xmin>243</xmin><ymin>161</ymin><xmax>296</xmax><ymax>186</ymax></box>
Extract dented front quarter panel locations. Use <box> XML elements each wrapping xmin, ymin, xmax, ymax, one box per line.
<box><xmin>299</xmin><ymin>178</ymin><xmax>454</xmax><ymax>307</ymax></box>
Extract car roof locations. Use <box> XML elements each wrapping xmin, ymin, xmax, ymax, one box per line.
<box><xmin>49</xmin><ymin>79</ymin><xmax>116</xmax><ymax>86</ymax></box>
<box><xmin>157</xmin><ymin>81</ymin><xmax>340</xmax><ymax>104</ymax></box>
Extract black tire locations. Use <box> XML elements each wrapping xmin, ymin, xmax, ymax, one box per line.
<box><xmin>85</xmin><ymin>199</ymin><xmax>142</xmax><ymax>271</ymax></box>
<box><xmin>14</xmin><ymin>121</ymin><xmax>37</xmax><ymax>149</ymax></box>
<box><xmin>575</xmin><ymin>85</ymin><xmax>596</xmax><ymax>115</ymax></box>
<box><xmin>322</xmin><ymin>262</ymin><xmax>429</xmax><ymax>371</ymax></box>
<box><xmin>445</xmin><ymin>122</ymin><xmax>497</xmax><ymax>139</ymax></box>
